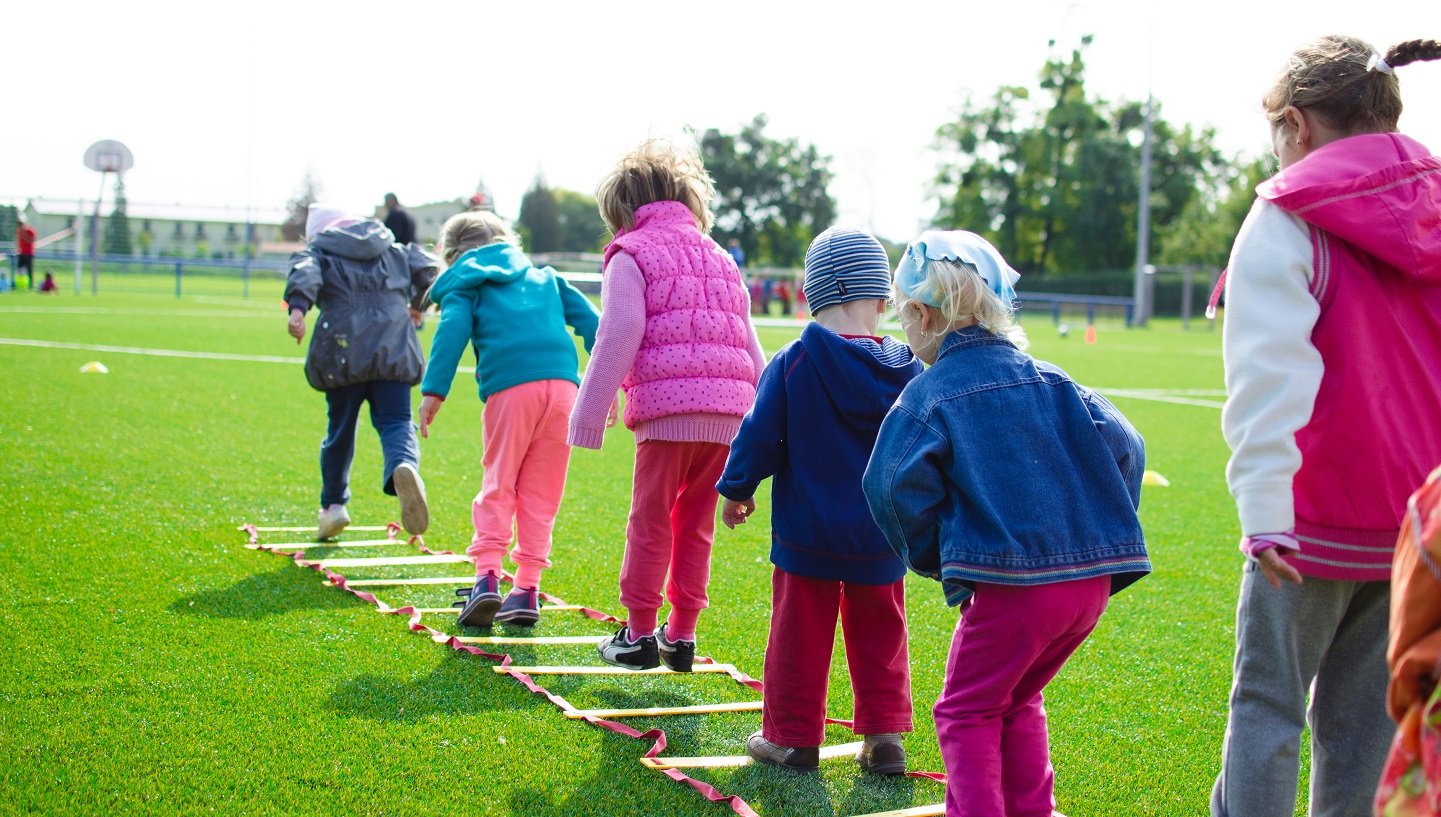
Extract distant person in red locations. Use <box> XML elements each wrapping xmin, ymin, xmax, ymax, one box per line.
<box><xmin>37</xmin><ymin>273</ymin><xmax>57</xmax><ymax>294</ymax></box>
<box><xmin>16</xmin><ymin>217</ymin><xmax>37</xmax><ymax>290</ymax></box>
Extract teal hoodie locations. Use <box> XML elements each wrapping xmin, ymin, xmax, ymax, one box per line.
<box><xmin>420</xmin><ymin>243</ymin><xmax>599</xmax><ymax>402</ymax></box>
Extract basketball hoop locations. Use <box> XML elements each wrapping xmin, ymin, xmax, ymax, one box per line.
<box><xmin>83</xmin><ymin>140</ymin><xmax>134</xmax><ymax>174</ymax></box>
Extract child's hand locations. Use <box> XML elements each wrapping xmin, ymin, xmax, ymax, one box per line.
<box><xmin>1255</xmin><ymin>547</ymin><xmax>1303</xmax><ymax>589</ymax></box>
<box><xmin>721</xmin><ymin>498</ymin><xmax>755</xmax><ymax>529</ymax></box>
<box><xmin>418</xmin><ymin>395</ymin><xmax>442</xmax><ymax>439</ymax></box>
<box><xmin>606</xmin><ymin>394</ymin><xmax>621</xmax><ymax>428</ymax></box>
<box><xmin>287</xmin><ymin>309</ymin><xmax>306</xmax><ymax>344</ymax></box>
<box><xmin>409</xmin><ymin>307</ymin><xmax>424</xmax><ymax>329</ymax></box>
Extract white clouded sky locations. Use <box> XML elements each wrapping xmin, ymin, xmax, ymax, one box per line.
<box><xmin>8</xmin><ymin>0</ymin><xmax>1440</xmax><ymax>241</ymax></box>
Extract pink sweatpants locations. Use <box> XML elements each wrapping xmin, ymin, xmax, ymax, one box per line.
<box><xmin>618</xmin><ymin>440</ymin><xmax>729</xmax><ymax>637</ymax></box>
<box><xmin>936</xmin><ymin>576</ymin><xmax>1110</xmax><ymax>817</ymax></box>
<box><xmin>468</xmin><ymin>379</ymin><xmax>577</xmax><ymax>591</ymax></box>
<box><xmin>762</xmin><ymin>568</ymin><xmax>913</xmax><ymax>747</ymax></box>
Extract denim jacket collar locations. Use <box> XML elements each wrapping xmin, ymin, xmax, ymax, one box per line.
<box><xmin>934</xmin><ymin>325</ymin><xmax>1016</xmax><ymax>362</ymax></box>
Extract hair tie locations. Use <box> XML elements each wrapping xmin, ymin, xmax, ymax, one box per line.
<box><xmin>1366</xmin><ymin>52</ymin><xmax>1394</xmax><ymax>74</ymax></box>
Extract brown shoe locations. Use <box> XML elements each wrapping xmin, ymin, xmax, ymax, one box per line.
<box><xmin>746</xmin><ymin>730</ymin><xmax>819</xmax><ymax>772</ymax></box>
<box><xmin>856</xmin><ymin>734</ymin><xmax>906</xmax><ymax>775</ymax></box>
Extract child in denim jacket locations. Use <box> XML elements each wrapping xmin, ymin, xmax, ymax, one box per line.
<box><xmin>863</xmin><ymin>230</ymin><xmax>1150</xmax><ymax>817</ymax></box>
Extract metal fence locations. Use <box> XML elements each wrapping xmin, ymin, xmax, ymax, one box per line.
<box><xmin>4</xmin><ymin>250</ymin><xmax>290</xmax><ymax>298</ymax></box>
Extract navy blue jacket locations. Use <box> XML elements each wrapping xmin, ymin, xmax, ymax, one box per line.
<box><xmin>718</xmin><ymin>323</ymin><xmax>923</xmax><ymax>584</ymax></box>
<box><xmin>863</xmin><ymin>326</ymin><xmax>1150</xmax><ymax>606</ymax></box>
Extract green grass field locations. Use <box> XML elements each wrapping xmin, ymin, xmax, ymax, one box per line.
<box><xmin>0</xmin><ymin>286</ymin><xmax>1296</xmax><ymax>816</ymax></box>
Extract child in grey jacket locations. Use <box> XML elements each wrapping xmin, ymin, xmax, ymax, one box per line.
<box><xmin>284</xmin><ymin>204</ymin><xmax>439</xmax><ymax>539</ymax></box>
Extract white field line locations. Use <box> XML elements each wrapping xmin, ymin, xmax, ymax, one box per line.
<box><xmin>0</xmin><ymin>306</ymin><xmax>276</xmax><ymax>318</ymax></box>
<box><xmin>0</xmin><ymin>335</ymin><xmax>484</xmax><ymax>373</ymax></box>
<box><xmin>1</xmin><ymin>334</ymin><xmax>1222</xmax><ymax>409</ymax></box>
<box><xmin>1097</xmin><ymin>388</ymin><xmax>1224</xmax><ymax>409</ymax></box>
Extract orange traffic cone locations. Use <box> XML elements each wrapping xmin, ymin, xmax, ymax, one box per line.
<box><xmin>1084</xmin><ymin>324</ymin><xmax>1097</xmax><ymax>344</ymax></box>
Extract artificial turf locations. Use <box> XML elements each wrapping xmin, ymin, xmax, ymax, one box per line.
<box><xmin>0</xmin><ymin>285</ymin><xmax>1310</xmax><ymax>816</ymax></box>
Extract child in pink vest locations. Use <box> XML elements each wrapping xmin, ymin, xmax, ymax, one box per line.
<box><xmin>570</xmin><ymin>139</ymin><xmax>764</xmax><ymax>671</ymax></box>
<box><xmin>1213</xmin><ymin>36</ymin><xmax>1441</xmax><ymax>817</ymax></box>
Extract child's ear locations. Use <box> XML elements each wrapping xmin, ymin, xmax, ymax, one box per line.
<box><xmin>917</xmin><ymin>303</ymin><xmax>937</xmax><ymax>333</ymax></box>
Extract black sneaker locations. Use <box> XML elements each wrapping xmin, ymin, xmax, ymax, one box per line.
<box><xmin>597</xmin><ymin>626</ymin><xmax>659</xmax><ymax>670</ymax></box>
<box><xmin>656</xmin><ymin>624</ymin><xmax>695</xmax><ymax>672</ymax></box>
<box><xmin>494</xmin><ymin>587</ymin><xmax>540</xmax><ymax>626</ymax></box>
<box><xmin>455</xmin><ymin>573</ymin><xmax>502</xmax><ymax>628</ymax></box>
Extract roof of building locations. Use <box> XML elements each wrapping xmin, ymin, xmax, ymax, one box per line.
<box><xmin>24</xmin><ymin>197</ymin><xmax>289</xmax><ymax>225</ymax></box>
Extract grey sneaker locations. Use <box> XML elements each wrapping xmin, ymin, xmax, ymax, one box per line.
<box><xmin>317</xmin><ymin>504</ymin><xmax>350</xmax><ymax>540</ymax></box>
<box><xmin>392</xmin><ymin>463</ymin><xmax>428</xmax><ymax>535</ymax></box>
<box><xmin>656</xmin><ymin>624</ymin><xmax>695</xmax><ymax>673</ymax></box>
<box><xmin>856</xmin><ymin>734</ymin><xmax>906</xmax><ymax>775</ymax></box>
<box><xmin>494</xmin><ymin>588</ymin><xmax>540</xmax><ymax>626</ymax></box>
<box><xmin>746</xmin><ymin>730</ymin><xmax>819</xmax><ymax>773</ymax></box>
<box><xmin>597</xmin><ymin>626</ymin><xmax>659</xmax><ymax>670</ymax></box>
<box><xmin>455</xmin><ymin>573</ymin><xmax>502</xmax><ymax>628</ymax></box>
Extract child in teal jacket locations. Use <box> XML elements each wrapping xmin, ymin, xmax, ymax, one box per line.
<box><xmin>418</xmin><ymin>210</ymin><xmax>599</xmax><ymax>627</ymax></box>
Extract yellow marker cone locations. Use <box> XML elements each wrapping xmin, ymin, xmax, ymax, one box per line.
<box><xmin>79</xmin><ymin>361</ymin><xmax>109</xmax><ymax>374</ymax></box>
<box><xmin>1142</xmin><ymin>470</ymin><xmax>1170</xmax><ymax>487</ymax></box>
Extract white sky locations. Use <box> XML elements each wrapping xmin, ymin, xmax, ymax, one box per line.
<box><xmin>7</xmin><ymin>0</ymin><xmax>1440</xmax><ymax>241</ymax></box>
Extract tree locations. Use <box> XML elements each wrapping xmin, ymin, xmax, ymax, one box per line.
<box><xmin>0</xmin><ymin>205</ymin><xmax>17</xmax><ymax>244</ymax></box>
<box><xmin>103</xmin><ymin>175</ymin><xmax>133</xmax><ymax>256</ymax></box>
<box><xmin>1157</xmin><ymin>156</ymin><xmax>1271</xmax><ymax>268</ymax></box>
<box><xmin>554</xmin><ymin>189</ymin><xmax>607</xmax><ymax>253</ymax></box>
<box><xmin>281</xmin><ymin>171</ymin><xmax>321</xmax><ymax>242</ymax></box>
<box><xmin>932</xmin><ymin>37</ymin><xmax>1227</xmax><ymax>275</ymax></box>
<box><xmin>699</xmin><ymin>115</ymin><xmax>837</xmax><ymax>267</ymax></box>
<box><xmin>518</xmin><ymin>176</ymin><xmax>561</xmax><ymax>253</ymax></box>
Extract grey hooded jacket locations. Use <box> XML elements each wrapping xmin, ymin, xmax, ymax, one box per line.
<box><xmin>283</xmin><ymin>221</ymin><xmax>439</xmax><ymax>391</ymax></box>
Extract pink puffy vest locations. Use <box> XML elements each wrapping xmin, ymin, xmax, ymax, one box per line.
<box><xmin>603</xmin><ymin>201</ymin><xmax>757</xmax><ymax>427</ymax></box>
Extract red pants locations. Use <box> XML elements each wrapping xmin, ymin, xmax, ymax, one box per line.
<box><xmin>936</xmin><ymin>577</ymin><xmax>1109</xmax><ymax>817</ymax></box>
<box><xmin>618</xmin><ymin>440</ymin><xmax>729</xmax><ymax>636</ymax></box>
<box><xmin>761</xmin><ymin>568</ymin><xmax>914</xmax><ymax>747</ymax></box>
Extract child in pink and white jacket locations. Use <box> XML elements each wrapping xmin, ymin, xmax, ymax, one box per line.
<box><xmin>569</xmin><ymin>139</ymin><xmax>765</xmax><ymax>672</ymax></box>
<box><xmin>1212</xmin><ymin>36</ymin><xmax>1441</xmax><ymax>817</ymax></box>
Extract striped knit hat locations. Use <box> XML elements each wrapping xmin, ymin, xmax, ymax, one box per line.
<box><xmin>802</xmin><ymin>227</ymin><xmax>892</xmax><ymax>315</ymax></box>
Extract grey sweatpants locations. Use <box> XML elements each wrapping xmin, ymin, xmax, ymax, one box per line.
<box><xmin>1210</xmin><ymin>561</ymin><xmax>1391</xmax><ymax>817</ymax></box>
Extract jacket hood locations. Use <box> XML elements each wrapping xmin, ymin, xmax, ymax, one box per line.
<box><xmin>798</xmin><ymin>322</ymin><xmax>917</xmax><ymax>426</ymax></box>
<box><xmin>311</xmin><ymin>220</ymin><xmax>395</xmax><ymax>261</ymax></box>
<box><xmin>1259</xmin><ymin>133</ymin><xmax>1441</xmax><ymax>282</ymax></box>
<box><xmin>429</xmin><ymin>243</ymin><xmax>532</xmax><ymax>302</ymax></box>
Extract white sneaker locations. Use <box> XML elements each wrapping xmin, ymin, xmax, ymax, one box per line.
<box><xmin>317</xmin><ymin>504</ymin><xmax>350</xmax><ymax>540</ymax></box>
<box><xmin>392</xmin><ymin>463</ymin><xmax>428</xmax><ymax>535</ymax></box>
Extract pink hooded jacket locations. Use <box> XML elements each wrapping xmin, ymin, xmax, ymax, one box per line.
<box><xmin>1259</xmin><ymin>133</ymin><xmax>1441</xmax><ymax>578</ymax></box>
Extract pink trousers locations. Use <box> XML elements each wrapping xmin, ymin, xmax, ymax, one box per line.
<box><xmin>761</xmin><ymin>568</ymin><xmax>913</xmax><ymax>747</ymax></box>
<box><xmin>618</xmin><ymin>440</ymin><xmax>729</xmax><ymax>637</ymax></box>
<box><xmin>468</xmin><ymin>380</ymin><xmax>577</xmax><ymax>591</ymax></box>
<box><xmin>936</xmin><ymin>576</ymin><xmax>1110</xmax><ymax>817</ymax></box>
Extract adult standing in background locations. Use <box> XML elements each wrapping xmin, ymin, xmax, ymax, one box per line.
<box><xmin>383</xmin><ymin>193</ymin><xmax>416</xmax><ymax>245</ymax></box>
<box><xmin>16</xmin><ymin>217</ymin><xmax>37</xmax><ymax>290</ymax></box>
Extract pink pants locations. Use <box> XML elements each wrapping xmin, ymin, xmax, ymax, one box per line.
<box><xmin>468</xmin><ymin>380</ymin><xmax>577</xmax><ymax>591</ymax></box>
<box><xmin>936</xmin><ymin>576</ymin><xmax>1110</xmax><ymax>817</ymax></box>
<box><xmin>618</xmin><ymin>440</ymin><xmax>729</xmax><ymax>637</ymax></box>
<box><xmin>762</xmin><ymin>568</ymin><xmax>913</xmax><ymax>747</ymax></box>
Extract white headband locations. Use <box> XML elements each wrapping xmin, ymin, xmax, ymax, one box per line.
<box><xmin>1367</xmin><ymin>52</ymin><xmax>1394</xmax><ymax>75</ymax></box>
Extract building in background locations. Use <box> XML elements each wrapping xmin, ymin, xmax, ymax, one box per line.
<box><xmin>20</xmin><ymin>198</ymin><xmax>289</xmax><ymax>259</ymax></box>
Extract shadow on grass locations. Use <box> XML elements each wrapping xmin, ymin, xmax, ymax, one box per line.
<box><xmin>326</xmin><ymin>648</ymin><xmax>540</xmax><ymax>722</ymax></box>
<box><xmin>169</xmin><ymin>566</ymin><xmax>357</xmax><ymax>619</ymax></box>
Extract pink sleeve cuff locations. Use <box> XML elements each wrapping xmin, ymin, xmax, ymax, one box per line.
<box><xmin>568</xmin><ymin>424</ymin><xmax>606</xmax><ymax>450</ymax></box>
<box><xmin>1240</xmin><ymin>531</ymin><xmax>1299</xmax><ymax>558</ymax></box>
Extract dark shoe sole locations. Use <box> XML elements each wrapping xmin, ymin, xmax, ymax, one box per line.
<box><xmin>494</xmin><ymin>609</ymin><xmax>539</xmax><ymax>626</ymax></box>
<box><xmin>658</xmin><ymin>648</ymin><xmax>693</xmax><ymax>672</ymax></box>
<box><xmin>457</xmin><ymin>595</ymin><xmax>501</xmax><ymax>628</ymax></box>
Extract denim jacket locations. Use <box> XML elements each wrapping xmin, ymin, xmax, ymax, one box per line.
<box><xmin>862</xmin><ymin>326</ymin><xmax>1150</xmax><ymax>606</ymax></box>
